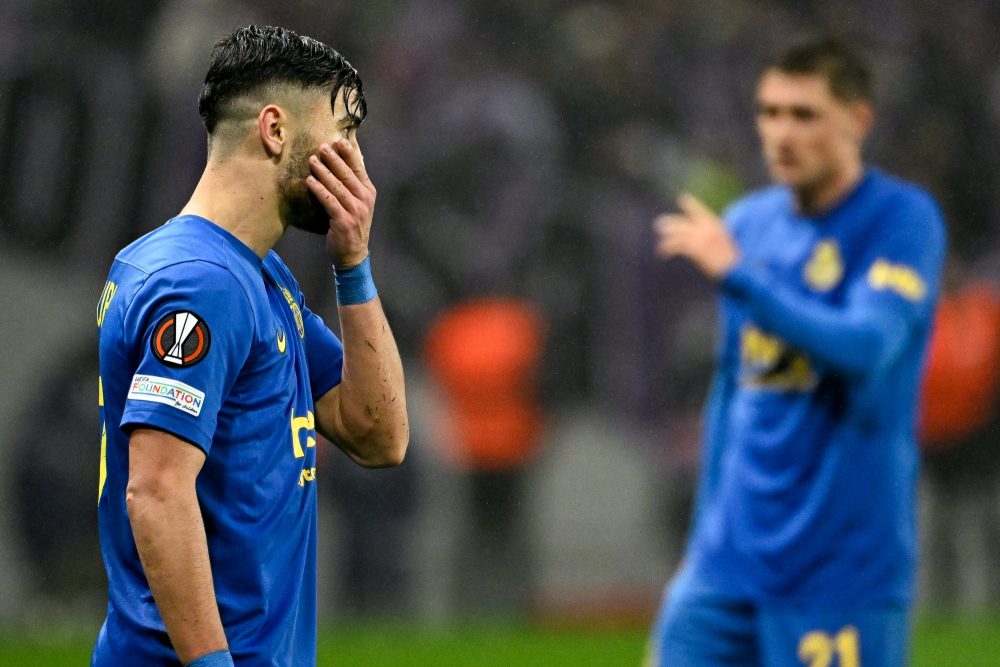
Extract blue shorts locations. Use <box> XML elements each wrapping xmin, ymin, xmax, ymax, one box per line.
<box><xmin>647</xmin><ymin>566</ymin><xmax>911</xmax><ymax>666</ymax></box>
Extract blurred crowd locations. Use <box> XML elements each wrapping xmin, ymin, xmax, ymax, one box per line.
<box><xmin>1</xmin><ymin>0</ymin><xmax>999</xmax><ymax>626</ymax></box>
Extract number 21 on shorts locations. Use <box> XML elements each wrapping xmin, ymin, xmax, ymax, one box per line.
<box><xmin>797</xmin><ymin>625</ymin><xmax>860</xmax><ymax>667</ymax></box>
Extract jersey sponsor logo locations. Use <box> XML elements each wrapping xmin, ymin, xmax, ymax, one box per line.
<box><xmin>291</xmin><ymin>408</ymin><xmax>316</xmax><ymax>458</ymax></box>
<box><xmin>127</xmin><ymin>374</ymin><xmax>206</xmax><ymax>416</ymax></box>
<box><xmin>867</xmin><ymin>259</ymin><xmax>927</xmax><ymax>302</ymax></box>
<box><xmin>291</xmin><ymin>408</ymin><xmax>318</xmax><ymax>486</ymax></box>
<box><xmin>150</xmin><ymin>310</ymin><xmax>211</xmax><ymax>367</ymax></box>
<box><xmin>803</xmin><ymin>239</ymin><xmax>844</xmax><ymax>292</ymax></box>
<box><xmin>278</xmin><ymin>286</ymin><xmax>306</xmax><ymax>338</ymax></box>
<box><xmin>277</xmin><ymin>328</ymin><xmax>287</xmax><ymax>354</ymax></box>
<box><xmin>299</xmin><ymin>467</ymin><xmax>317</xmax><ymax>487</ymax></box>
<box><xmin>740</xmin><ymin>324</ymin><xmax>817</xmax><ymax>391</ymax></box>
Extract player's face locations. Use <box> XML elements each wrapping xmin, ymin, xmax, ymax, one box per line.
<box><xmin>755</xmin><ymin>70</ymin><xmax>867</xmax><ymax>193</ymax></box>
<box><xmin>277</xmin><ymin>90</ymin><xmax>360</xmax><ymax>235</ymax></box>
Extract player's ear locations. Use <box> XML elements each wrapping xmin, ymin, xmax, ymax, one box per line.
<box><xmin>851</xmin><ymin>100</ymin><xmax>874</xmax><ymax>144</ymax></box>
<box><xmin>257</xmin><ymin>104</ymin><xmax>286</xmax><ymax>158</ymax></box>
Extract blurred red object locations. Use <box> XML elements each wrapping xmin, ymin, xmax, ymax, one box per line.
<box><xmin>918</xmin><ymin>282</ymin><xmax>1000</xmax><ymax>449</ymax></box>
<box><xmin>424</xmin><ymin>298</ymin><xmax>545</xmax><ymax>469</ymax></box>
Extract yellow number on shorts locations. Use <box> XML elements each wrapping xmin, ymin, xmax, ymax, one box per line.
<box><xmin>797</xmin><ymin>625</ymin><xmax>859</xmax><ymax>667</ymax></box>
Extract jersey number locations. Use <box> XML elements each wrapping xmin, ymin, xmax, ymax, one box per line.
<box><xmin>797</xmin><ymin>625</ymin><xmax>859</xmax><ymax>667</ymax></box>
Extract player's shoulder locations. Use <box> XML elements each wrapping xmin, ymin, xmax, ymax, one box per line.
<box><xmin>866</xmin><ymin>169</ymin><xmax>943</xmax><ymax>223</ymax></box>
<box><xmin>863</xmin><ymin>168</ymin><xmax>946</xmax><ymax>244</ymax></box>
<box><xmin>117</xmin><ymin>216</ymin><xmax>237</xmax><ymax>274</ymax></box>
<box><xmin>113</xmin><ymin>215</ymin><xmax>266</xmax><ymax>311</ymax></box>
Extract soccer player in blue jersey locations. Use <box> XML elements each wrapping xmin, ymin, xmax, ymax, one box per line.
<box><xmin>92</xmin><ymin>26</ymin><xmax>408</xmax><ymax>667</ymax></box>
<box><xmin>646</xmin><ymin>40</ymin><xmax>946</xmax><ymax>666</ymax></box>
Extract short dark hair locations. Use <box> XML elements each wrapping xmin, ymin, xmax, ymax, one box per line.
<box><xmin>198</xmin><ymin>25</ymin><xmax>366</xmax><ymax>134</ymax></box>
<box><xmin>770</xmin><ymin>39</ymin><xmax>872</xmax><ymax>103</ymax></box>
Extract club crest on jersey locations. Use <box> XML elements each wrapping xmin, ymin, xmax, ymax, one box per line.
<box><xmin>804</xmin><ymin>239</ymin><xmax>844</xmax><ymax>292</ymax></box>
<box><xmin>151</xmin><ymin>310</ymin><xmax>211</xmax><ymax>367</ymax></box>
<box><xmin>279</xmin><ymin>286</ymin><xmax>306</xmax><ymax>338</ymax></box>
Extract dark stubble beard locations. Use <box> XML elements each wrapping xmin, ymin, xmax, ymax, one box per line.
<box><xmin>277</xmin><ymin>133</ymin><xmax>331</xmax><ymax>235</ymax></box>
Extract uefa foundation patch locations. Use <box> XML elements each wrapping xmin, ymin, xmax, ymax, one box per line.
<box><xmin>151</xmin><ymin>310</ymin><xmax>211</xmax><ymax>367</ymax></box>
<box><xmin>128</xmin><ymin>374</ymin><xmax>206</xmax><ymax>416</ymax></box>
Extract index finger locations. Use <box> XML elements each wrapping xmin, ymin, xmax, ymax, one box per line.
<box><xmin>677</xmin><ymin>193</ymin><xmax>719</xmax><ymax>222</ymax></box>
<box><xmin>332</xmin><ymin>139</ymin><xmax>372</xmax><ymax>189</ymax></box>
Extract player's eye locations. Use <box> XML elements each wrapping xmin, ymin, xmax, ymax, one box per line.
<box><xmin>791</xmin><ymin>107</ymin><xmax>818</xmax><ymax>121</ymax></box>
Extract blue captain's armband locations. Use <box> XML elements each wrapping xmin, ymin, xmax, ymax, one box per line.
<box><xmin>333</xmin><ymin>256</ymin><xmax>378</xmax><ymax>306</ymax></box>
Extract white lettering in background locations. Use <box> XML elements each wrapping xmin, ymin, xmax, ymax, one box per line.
<box><xmin>127</xmin><ymin>374</ymin><xmax>206</xmax><ymax>416</ymax></box>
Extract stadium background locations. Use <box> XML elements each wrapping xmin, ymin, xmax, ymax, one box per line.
<box><xmin>1</xmin><ymin>0</ymin><xmax>999</xmax><ymax>664</ymax></box>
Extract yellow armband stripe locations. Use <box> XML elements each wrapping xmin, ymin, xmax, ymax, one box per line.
<box><xmin>867</xmin><ymin>260</ymin><xmax>926</xmax><ymax>302</ymax></box>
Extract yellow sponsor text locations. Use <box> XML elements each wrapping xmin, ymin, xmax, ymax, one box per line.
<box><xmin>298</xmin><ymin>467</ymin><xmax>317</xmax><ymax>487</ymax></box>
<box><xmin>740</xmin><ymin>325</ymin><xmax>817</xmax><ymax>391</ymax></box>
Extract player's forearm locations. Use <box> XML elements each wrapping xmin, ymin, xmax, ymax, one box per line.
<box><xmin>332</xmin><ymin>297</ymin><xmax>409</xmax><ymax>466</ymax></box>
<box><xmin>126</xmin><ymin>481</ymin><xmax>228</xmax><ymax>664</ymax></box>
<box><xmin>722</xmin><ymin>263</ymin><xmax>906</xmax><ymax>377</ymax></box>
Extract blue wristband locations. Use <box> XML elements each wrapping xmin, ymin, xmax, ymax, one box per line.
<box><xmin>186</xmin><ymin>649</ymin><xmax>234</xmax><ymax>667</ymax></box>
<box><xmin>333</xmin><ymin>255</ymin><xmax>378</xmax><ymax>305</ymax></box>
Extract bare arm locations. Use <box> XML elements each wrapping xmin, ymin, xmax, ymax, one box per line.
<box><xmin>126</xmin><ymin>428</ymin><xmax>227</xmax><ymax>663</ymax></box>
<box><xmin>306</xmin><ymin>138</ymin><xmax>408</xmax><ymax>466</ymax></box>
<box><xmin>315</xmin><ymin>298</ymin><xmax>408</xmax><ymax>467</ymax></box>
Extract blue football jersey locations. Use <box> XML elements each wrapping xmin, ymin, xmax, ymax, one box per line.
<box><xmin>686</xmin><ymin>168</ymin><xmax>946</xmax><ymax>606</ymax></box>
<box><xmin>93</xmin><ymin>215</ymin><xmax>344</xmax><ymax>666</ymax></box>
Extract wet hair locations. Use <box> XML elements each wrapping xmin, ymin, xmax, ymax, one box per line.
<box><xmin>198</xmin><ymin>25</ymin><xmax>366</xmax><ymax>135</ymax></box>
<box><xmin>770</xmin><ymin>39</ymin><xmax>872</xmax><ymax>103</ymax></box>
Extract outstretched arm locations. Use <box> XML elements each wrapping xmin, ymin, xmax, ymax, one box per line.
<box><xmin>721</xmin><ymin>262</ymin><xmax>909</xmax><ymax>377</ymax></box>
<box><xmin>655</xmin><ymin>192</ymin><xmax>943</xmax><ymax>379</ymax></box>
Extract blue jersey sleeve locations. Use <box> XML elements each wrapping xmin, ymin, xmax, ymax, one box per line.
<box><xmin>303</xmin><ymin>303</ymin><xmax>344</xmax><ymax>399</ymax></box>
<box><xmin>721</xmin><ymin>193</ymin><xmax>946</xmax><ymax>379</ymax></box>
<box><xmin>119</xmin><ymin>261</ymin><xmax>255</xmax><ymax>452</ymax></box>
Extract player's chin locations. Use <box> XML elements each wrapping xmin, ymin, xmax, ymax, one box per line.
<box><xmin>767</xmin><ymin>162</ymin><xmax>804</xmax><ymax>186</ymax></box>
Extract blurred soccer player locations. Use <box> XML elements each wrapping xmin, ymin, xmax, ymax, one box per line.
<box><xmin>92</xmin><ymin>26</ymin><xmax>408</xmax><ymax>667</ymax></box>
<box><xmin>647</xmin><ymin>40</ymin><xmax>946</xmax><ymax>666</ymax></box>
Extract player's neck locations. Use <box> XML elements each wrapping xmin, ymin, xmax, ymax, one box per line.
<box><xmin>180</xmin><ymin>157</ymin><xmax>284</xmax><ymax>259</ymax></box>
<box><xmin>794</xmin><ymin>160</ymin><xmax>865</xmax><ymax>216</ymax></box>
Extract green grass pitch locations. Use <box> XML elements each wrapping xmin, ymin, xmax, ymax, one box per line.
<box><xmin>1</xmin><ymin>615</ymin><xmax>998</xmax><ymax>665</ymax></box>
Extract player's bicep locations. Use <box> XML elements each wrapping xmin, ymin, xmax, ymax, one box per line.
<box><xmin>847</xmin><ymin>201</ymin><xmax>945</xmax><ymax>330</ymax></box>
<box><xmin>313</xmin><ymin>384</ymin><xmax>372</xmax><ymax>465</ymax></box>
<box><xmin>128</xmin><ymin>427</ymin><xmax>206</xmax><ymax>491</ymax></box>
<box><xmin>302</xmin><ymin>303</ymin><xmax>344</xmax><ymax>399</ymax></box>
<box><xmin>313</xmin><ymin>384</ymin><xmax>343</xmax><ymax>440</ymax></box>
